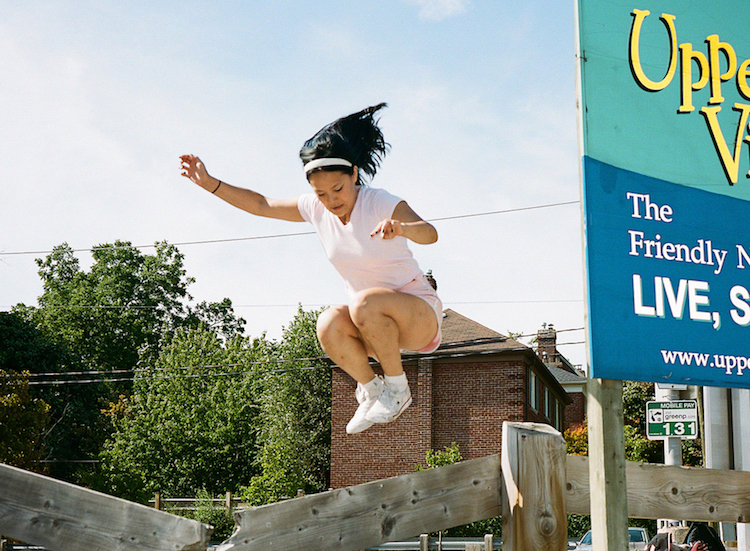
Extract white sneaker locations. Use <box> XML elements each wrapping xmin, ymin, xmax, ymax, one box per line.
<box><xmin>366</xmin><ymin>383</ymin><xmax>412</xmax><ymax>424</ymax></box>
<box><xmin>346</xmin><ymin>376</ymin><xmax>385</xmax><ymax>434</ymax></box>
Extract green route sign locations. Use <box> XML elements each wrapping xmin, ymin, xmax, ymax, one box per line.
<box><xmin>646</xmin><ymin>400</ymin><xmax>699</xmax><ymax>440</ymax></box>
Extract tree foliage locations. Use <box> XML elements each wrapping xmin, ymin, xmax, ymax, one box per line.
<box><xmin>95</xmin><ymin>327</ymin><xmax>266</xmax><ymax>502</ymax></box>
<box><xmin>27</xmin><ymin>241</ymin><xmax>195</xmax><ymax>373</ymax></box>
<box><xmin>414</xmin><ymin>443</ymin><xmax>503</xmax><ymax>538</ymax></box>
<box><xmin>96</xmin><ymin>305</ymin><xmax>332</xmax><ymax>507</ymax></box>
<box><xmin>241</xmin><ymin>307</ymin><xmax>331</xmax><ymax>505</ymax></box>
<box><xmin>0</xmin><ymin>369</ymin><xmax>50</xmax><ymax>470</ymax></box>
<box><xmin>167</xmin><ymin>488</ymin><xmax>236</xmax><ymax>540</ymax></box>
<box><xmin>0</xmin><ymin>311</ymin><xmax>71</xmax><ymax>472</ymax></box>
<box><xmin>415</xmin><ymin>441</ymin><xmax>462</xmax><ymax>471</ymax></box>
<box><xmin>8</xmin><ymin>241</ymin><xmax>245</xmax><ymax>483</ymax></box>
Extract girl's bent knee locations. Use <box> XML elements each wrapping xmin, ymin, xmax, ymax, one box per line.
<box><xmin>348</xmin><ymin>289</ymin><xmax>384</xmax><ymax>326</ymax></box>
<box><xmin>317</xmin><ymin>306</ymin><xmax>355</xmax><ymax>341</ymax></box>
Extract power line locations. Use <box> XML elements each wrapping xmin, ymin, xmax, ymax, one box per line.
<box><xmin>0</xmin><ymin>299</ymin><xmax>584</xmax><ymax>312</ymax></box>
<box><xmin>8</xmin><ymin>360</ymin><xmax>331</xmax><ymax>387</ymax></box>
<box><xmin>0</xmin><ymin>231</ymin><xmax>317</xmax><ymax>257</ymax></box>
<box><xmin>513</xmin><ymin>326</ymin><xmax>585</xmax><ymax>340</ymax></box>
<box><xmin>2</xmin><ymin>333</ymin><xmax>586</xmax><ymax>387</ymax></box>
<box><xmin>14</xmin><ymin>356</ymin><xmax>330</xmax><ymax>380</ymax></box>
<box><xmin>0</xmin><ymin>199</ymin><xmax>579</xmax><ymax>257</ymax></box>
<box><xmin>429</xmin><ymin>200</ymin><xmax>579</xmax><ymax>222</ymax></box>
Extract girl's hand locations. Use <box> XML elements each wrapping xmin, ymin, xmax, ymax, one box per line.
<box><xmin>371</xmin><ymin>219</ymin><xmax>404</xmax><ymax>239</ymax></box>
<box><xmin>371</xmin><ymin>202</ymin><xmax>438</xmax><ymax>244</ymax></box>
<box><xmin>180</xmin><ymin>154</ymin><xmax>214</xmax><ymax>191</ymax></box>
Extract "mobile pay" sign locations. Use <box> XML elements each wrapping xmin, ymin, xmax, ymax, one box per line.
<box><xmin>646</xmin><ymin>400</ymin><xmax>699</xmax><ymax>440</ymax></box>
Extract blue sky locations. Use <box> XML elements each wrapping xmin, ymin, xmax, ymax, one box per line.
<box><xmin>0</xmin><ymin>0</ymin><xmax>585</xmax><ymax>367</ymax></box>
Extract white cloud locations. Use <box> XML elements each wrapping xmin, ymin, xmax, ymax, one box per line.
<box><xmin>405</xmin><ymin>0</ymin><xmax>470</xmax><ymax>22</ymax></box>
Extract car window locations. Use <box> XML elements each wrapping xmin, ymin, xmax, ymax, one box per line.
<box><xmin>581</xmin><ymin>531</ymin><xmax>592</xmax><ymax>545</ymax></box>
<box><xmin>628</xmin><ymin>529</ymin><xmax>646</xmax><ymax>542</ymax></box>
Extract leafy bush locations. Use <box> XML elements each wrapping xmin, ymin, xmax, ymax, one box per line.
<box><xmin>167</xmin><ymin>489</ymin><xmax>236</xmax><ymax>541</ymax></box>
<box><xmin>416</xmin><ymin>443</ymin><xmax>502</xmax><ymax>538</ymax></box>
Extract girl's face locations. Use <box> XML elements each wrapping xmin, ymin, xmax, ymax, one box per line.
<box><xmin>308</xmin><ymin>167</ymin><xmax>359</xmax><ymax>223</ymax></box>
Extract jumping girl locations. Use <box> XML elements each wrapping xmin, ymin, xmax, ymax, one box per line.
<box><xmin>180</xmin><ymin>103</ymin><xmax>442</xmax><ymax>434</ymax></box>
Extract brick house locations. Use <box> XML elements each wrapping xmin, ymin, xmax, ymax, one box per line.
<box><xmin>536</xmin><ymin>324</ymin><xmax>587</xmax><ymax>430</ymax></box>
<box><xmin>329</xmin><ymin>309</ymin><xmax>572</xmax><ymax>489</ymax></box>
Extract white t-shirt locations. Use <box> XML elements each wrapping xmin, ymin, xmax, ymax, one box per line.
<box><xmin>297</xmin><ymin>187</ymin><xmax>424</xmax><ymax>297</ymax></box>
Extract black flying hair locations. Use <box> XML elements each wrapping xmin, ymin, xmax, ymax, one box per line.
<box><xmin>299</xmin><ymin>103</ymin><xmax>390</xmax><ymax>185</ymax></box>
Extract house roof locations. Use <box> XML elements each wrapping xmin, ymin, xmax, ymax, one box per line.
<box><xmin>429</xmin><ymin>308</ymin><xmax>528</xmax><ymax>356</ymax></box>
<box><xmin>548</xmin><ymin>365</ymin><xmax>586</xmax><ymax>385</ymax></box>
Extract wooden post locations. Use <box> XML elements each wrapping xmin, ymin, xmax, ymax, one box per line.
<box><xmin>0</xmin><ymin>463</ymin><xmax>211</xmax><ymax>551</ymax></box>
<box><xmin>154</xmin><ymin>492</ymin><xmax>161</xmax><ymax>510</ymax></box>
<box><xmin>226</xmin><ymin>491</ymin><xmax>233</xmax><ymax>513</ymax></box>
<box><xmin>419</xmin><ymin>534</ymin><xmax>429</xmax><ymax>551</ymax></box>
<box><xmin>484</xmin><ymin>534</ymin><xmax>493</xmax><ymax>551</ymax></box>
<box><xmin>587</xmin><ymin>378</ymin><xmax>628</xmax><ymax>551</ymax></box>
<box><xmin>501</xmin><ymin>421</ymin><xmax>568</xmax><ymax>551</ymax></box>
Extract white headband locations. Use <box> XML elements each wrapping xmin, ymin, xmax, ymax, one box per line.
<box><xmin>303</xmin><ymin>157</ymin><xmax>353</xmax><ymax>174</ymax></box>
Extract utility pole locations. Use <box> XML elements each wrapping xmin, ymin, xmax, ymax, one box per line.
<box><xmin>704</xmin><ymin>386</ymin><xmax>736</xmax><ymax>545</ymax></box>
<box><xmin>655</xmin><ymin>383</ymin><xmax>685</xmax><ymax>531</ymax></box>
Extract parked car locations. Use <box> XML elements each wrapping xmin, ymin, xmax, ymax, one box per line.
<box><xmin>574</xmin><ymin>527</ymin><xmax>649</xmax><ymax>551</ymax></box>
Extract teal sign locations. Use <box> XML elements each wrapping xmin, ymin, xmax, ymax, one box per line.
<box><xmin>577</xmin><ymin>1</ymin><xmax>750</xmax><ymax>387</ymax></box>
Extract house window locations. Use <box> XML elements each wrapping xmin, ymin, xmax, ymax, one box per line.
<box><xmin>528</xmin><ymin>369</ymin><xmax>539</xmax><ymax>411</ymax></box>
<box><xmin>543</xmin><ymin>387</ymin><xmax>551</xmax><ymax>419</ymax></box>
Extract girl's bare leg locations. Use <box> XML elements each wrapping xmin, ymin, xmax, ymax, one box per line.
<box><xmin>348</xmin><ymin>288</ymin><xmax>438</xmax><ymax>376</ymax></box>
<box><xmin>316</xmin><ymin>305</ymin><xmax>376</xmax><ymax>384</ymax></box>
<box><xmin>316</xmin><ymin>290</ymin><xmax>439</xmax><ymax>431</ymax></box>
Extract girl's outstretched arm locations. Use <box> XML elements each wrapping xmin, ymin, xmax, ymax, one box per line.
<box><xmin>180</xmin><ymin>154</ymin><xmax>303</xmax><ymax>222</ymax></box>
<box><xmin>370</xmin><ymin>201</ymin><xmax>438</xmax><ymax>244</ymax></box>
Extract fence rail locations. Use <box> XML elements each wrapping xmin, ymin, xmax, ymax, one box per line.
<box><xmin>0</xmin><ymin>463</ymin><xmax>211</xmax><ymax>551</ymax></box>
<box><xmin>3</xmin><ymin>421</ymin><xmax>750</xmax><ymax>551</ymax></box>
<box><xmin>149</xmin><ymin>492</ymin><xmax>245</xmax><ymax>512</ymax></box>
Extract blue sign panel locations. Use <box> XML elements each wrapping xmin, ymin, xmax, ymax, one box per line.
<box><xmin>577</xmin><ymin>0</ymin><xmax>750</xmax><ymax>387</ymax></box>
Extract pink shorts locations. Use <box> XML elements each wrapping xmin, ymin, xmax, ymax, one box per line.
<box><xmin>396</xmin><ymin>274</ymin><xmax>443</xmax><ymax>353</ymax></box>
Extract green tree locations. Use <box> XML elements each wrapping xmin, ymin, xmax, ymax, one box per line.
<box><xmin>415</xmin><ymin>443</ymin><xmax>503</xmax><ymax>538</ymax></box>
<box><xmin>13</xmin><ymin>241</ymin><xmax>245</xmax><ymax>483</ymax></box>
<box><xmin>168</xmin><ymin>488</ymin><xmax>236</xmax><ymax>540</ymax></box>
<box><xmin>562</xmin><ymin>381</ymin><xmax>662</xmax><ymax>462</ymax></box>
<box><xmin>0</xmin><ymin>370</ymin><xmax>50</xmax><ymax>470</ymax></box>
<box><xmin>415</xmin><ymin>441</ymin><xmax>463</xmax><ymax>470</ymax></box>
<box><xmin>242</xmin><ymin>307</ymin><xmax>331</xmax><ymax>505</ymax></box>
<box><xmin>184</xmin><ymin>298</ymin><xmax>247</xmax><ymax>341</ymax></box>
<box><xmin>96</xmin><ymin>326</ymin><xmax>266</xmax><ymax>502</ymax></box>
<box><xmin>0</xmin><ymin>311</ymin><xmax>73</xmax><ymax>473</ymax></box>
<box><xmin>28</xmin><ymin>241</ymin><xmax>194</xmax><ymax>374</ymax></box>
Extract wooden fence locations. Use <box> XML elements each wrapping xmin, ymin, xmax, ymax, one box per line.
<box><xmin>3</xmin><ymin>421</ymin><xmax>750</xmax><ymax>551</ymax></box>
<box><xmin>0</xmin><ymin>462</ymin><xmax>211</xmax><ymax>551</ymax></box>
<box><xmin>150</xmin><ymin>491</ymin><xmax>243</xmax><ymax>512</ymax></box>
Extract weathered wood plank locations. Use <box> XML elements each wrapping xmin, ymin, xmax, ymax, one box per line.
<box><xmin>566</xmin><ymin>454</ymin><xmax>750</xmax><ymax>522</ymax></box>
<box><xmin>565</xmin><ymin>454</ymin><xmax>592</xmax><ymax>515</ymax></box>
<box><xmin>0</xmin><ymin>463</ymin><xmax>211</xmax><ymax>551</ymax></box>
<box><xmin>217</xmin><ymin>454</ymin><xmax>503</xmax><ymax>551</ymax></box>
<box><xmin>501</xmin><ymin>421</ymin><xmax>568</xmax><ymax>551</ymax></box>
